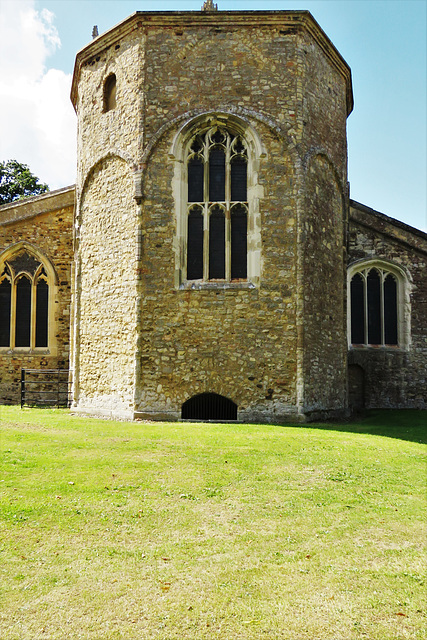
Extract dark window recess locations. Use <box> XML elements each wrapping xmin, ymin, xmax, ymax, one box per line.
<box><xmin>231</xmin><ymin>156</ymin><xmax>247</xmax><ymax>201</ymax></box>
<box><xmin>104</xmin><ymin>74</ymin><xmax>116</xmax><ymax>111</ymax></box>
<box><xmin>182</xmin><ymin>392</ymin><xmax>238</xmax><ymax>421</ymax></box>
<box><xmin>367</xmin><ymin>269</ymin><xmax>381</xmax><ymax>344</ymax></box>
<box><xmin>209</xmin><ymin>207</ymin><xmax>225</xmax><ymax>279</ymax></box>
<box><xmin>187</xmin><ymin>209</ymin><xmax>203</xmax><ymax>280</ymax></box>
<box><xmin>231</xmin><ymin>205</ymin><xmax>247</xmax><ymax>280</ymax></box>
<box><xmin>350</xmin><ymin>273</ymin><xmax>364</xmax><ymax>344</ymax></box>
<box><xmin>384</xmin><ymin>274</ymin><xmax>398</xmax><ymax>345</ymax></box>
<box><xmin>9</xmin><ymin>252</ymin><xmax>40</xmax><ymax>276</ymax></box>
<box><xmin>188</xmin><ymin>157</ymin><xmax>204</xmax><ymax>202</ymax></box>
<box><xmin>0</xmin><ymin>279</ymin><xmax>11</xmax><ymax>347</ymax></box>
<box><xmin>35</xmin><ymin>280</ymin><xmax>49</xmax><ymax>347</ymax></box>
<box><xmin>15</xmin><ymin>277</ymin><xmax>31</xmax><ymax>347</ymax></box>
<box><xmin>209</xmin><ymin>147</ymin><xmax>225</xmax><ymax>202</ymax></box>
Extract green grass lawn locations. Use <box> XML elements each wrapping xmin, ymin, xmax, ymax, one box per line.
<box><xmin>0</xmin><ymin>407</ymin><xmax>425</xmax><ymax>640</ymax></box>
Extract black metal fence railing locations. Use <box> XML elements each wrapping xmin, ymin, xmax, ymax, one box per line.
<box><xmin>20</xmin><ymin>369</ymin><xmax>71</xmax><ymax>408</ymax></box>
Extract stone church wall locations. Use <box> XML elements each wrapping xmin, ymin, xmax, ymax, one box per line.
<box><xmin>72</xmin><ymin>157</ymin><xmax>139</xmax><ymax>417</ymax></box>
<box><xmin>0</xmin><ymin>188</ymin><xmax>74</xmax><ymax>403</ymax></box>
<box><xmin>70</xmin><ymin>10</ymin><xmax>353</xmax><ymax>421</ymax></box>
<box><xmin>348</xmin><ymin>202</ymin><xmax>427</xmax><ymax>409</ymax></box>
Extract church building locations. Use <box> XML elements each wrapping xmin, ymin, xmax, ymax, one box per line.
<box><xmin>1</xmin><ymin>7</ymin><xmax>426</xmax><ymax>421</ymax></box>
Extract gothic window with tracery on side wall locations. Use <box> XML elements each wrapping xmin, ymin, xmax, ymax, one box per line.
<box><xmin>186</xmin><ymin>126</ymin><xmax>248</xmax><ymax>282</ymax></box>
<box><xmin>0</xmin><ymin>251</ymin><xmax>50</xmax><ymax>350</ymax></box>
<box><xmin>349</xmin><ymin>264</ymin><xmax>404</xmax><ymax>347</ymax></box>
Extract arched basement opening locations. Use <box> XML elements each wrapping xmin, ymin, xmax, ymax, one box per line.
<box><xmin>181</xmin><ymin>393</ymin><xmax>238</xmax><ymax>421</ymax></box>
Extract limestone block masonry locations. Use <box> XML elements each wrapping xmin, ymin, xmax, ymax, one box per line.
<box><xmin>70</xmin><ymin>10</ymin><xmax>353</xmax><ymax>421</ymax></box>
<box><xmin>0</xmin><ymin>187</ymin><xmax>74</xmax><ymax>403</ymax></box>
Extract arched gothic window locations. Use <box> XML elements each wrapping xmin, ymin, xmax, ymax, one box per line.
<box><xmin>186</xmin><ymin>126</ymin><xmax>249</xmax><ymax>282</ymax></box>
<box><xmin>348</xmin><ymin>263</ymin><xmax>407</xmax><ymax>347</ymax></box>
<box><xmin>0</xmin><ymin>249</ymin><xmax>52</xmax><ymax>350</ymax></box>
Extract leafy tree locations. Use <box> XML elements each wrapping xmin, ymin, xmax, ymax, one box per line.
<box><xmin>0</xmin><ymin>160</ymin><xmax>49</xmax><ymax>205</ymax></box>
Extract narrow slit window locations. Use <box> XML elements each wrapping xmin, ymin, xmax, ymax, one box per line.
<box><xmin>35</xmin><ymin>279</ymin><xmax>49</xmax><ymax>348</ymax></box>
<box><xmin>350</xmin><ymin>273</ymin><xmax>364</xmax><ymax>344</ymax></box>
<box><xmin>367</xmin><ymin>269</ymin><xmax>381</xmax><ymax>344</ymax></box>
<box><xmin>0</xmin><ymin>277</ymin><xmax>11</xmax><ymax>347</ymax></box>
<box><xmin>187</xmin><ymin>207</ymin><xmax>204</xmax><ymax>280</ymax></box>
<box><xmin>384</xmin><ymin>274</ymin><xmax>398</xmax><ymax>345</ymax></box>
<box><xmin>231</xmin><ymin>204</ymin><xmax>247</xmax><ymax>280</ymax></box>
<box><xmin>103</xmin><ymin>74</ymin><xmax>117</xmax><ymax>112</ymax></box>
<box><xmin>15</xmin><ymin>276</ymin><xmax>32</xmax><ymax>347</ymax></box>
<box><xmin>209</xmin><ymin>207</ymin><xmax>225</xmax><ymax>279</ymax></box>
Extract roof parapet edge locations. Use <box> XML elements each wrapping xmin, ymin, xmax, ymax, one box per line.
<box><xmin>350</xmin><ymin>199</ymin><xmax>427</xmax><ymax>243</ymax></box>
<box><xmin>70</xmin><ymin>10</ymin><xmax>353</xmax><ymax>115</ymax></box>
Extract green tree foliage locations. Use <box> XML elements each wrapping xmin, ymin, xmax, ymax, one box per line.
<box><xmin>0</xmin><ymin>160</ymin><xmax>49</xmax><ymax>205</ymax></box>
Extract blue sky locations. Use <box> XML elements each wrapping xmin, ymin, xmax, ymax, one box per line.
<box><xmin>1</xmin><ymin>0</ymin><xmax>425</xmax><ymax>230</ymax></box>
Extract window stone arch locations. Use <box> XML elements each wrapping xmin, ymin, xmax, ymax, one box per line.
<box><xmin>0</xmin><ymin>244</ymin><xmax>57</xmax><ymax>351</ymax></box>
<box><xmin>347</xmin><ymin>260</ymin><xmax>410</xmax><ymax>349</ymax></box>
<box><xmin>170</xmin><ymin>113</ymin><xmax>264</xmax><ymax>288</ymax></box>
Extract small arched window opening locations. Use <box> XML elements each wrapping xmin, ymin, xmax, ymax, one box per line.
<box><xmin>0</xmin><ymin>250</ymin><xmax>52</xmax><ymax>350</ymax></box>
<box><xmin>186</xmin><ymin>126</ymin><xmax>248</xmax><ymax>282</ymax></box>
<box><xmin>349</xmin><ymin>264</ymin><xmax>403</xmax><ymax>347</ymax></box>
<box><xmin>182</xmin><ymin>393</ymin><xmax>238</xmax><ymax>421</ymax></box>
<box><xmin>103</xmin><ymin>74</ymin><xmax>116</xmax><ymax>112</ymax></box>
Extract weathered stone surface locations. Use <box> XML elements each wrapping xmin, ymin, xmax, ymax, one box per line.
<box><xmin>348</xmin><ymin>201</ymin><xmax>427</xmax><ymax>409</ymax></box>
<box><xmin>0</xmin><ymin>187</ymin><xmax>74</xmax><ymax>403</ymax></box>
<box><xmin>1</xmin><ymin>10</ymin><xmax>425</xmax><ymax>419</ymax></box>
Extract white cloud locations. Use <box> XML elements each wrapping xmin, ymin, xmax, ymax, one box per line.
<box><xmin>0</xmin><ymin>0</ymin><xmax>76</xmax><ymax>189</ymax></box>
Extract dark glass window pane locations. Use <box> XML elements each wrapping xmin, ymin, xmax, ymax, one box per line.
<box><xmin>231</xmin><ymin>205</ymin><xmax>247</xmax><ymax>280</ymax></box>
<box><xmin>187</xmin><ymin>209</ymin><xmax>203</xmax><ymax>280</ymax></box>
<box><xmin>0</xmin><ymin>279</ymin><xmax>11</xmax><ymax>347</ymax></box>
<box><xmin>35</xmin><ymin>280</ymin><xmax>49</xmax><ymax>347</ymax></box>
<box><xmin>209</xmin><ymin>148</ymin><xmax>225</xmax><ymax>202</ymax></box>
<box><xmin>367</xmin><ymin>269</ymin><xmax>381</xmax><ymax>344</ymax></box>
<box><xmin>231</xmin><ymin>156</ymin><xmax>247</xmax><ymax>201</ymax></box>
<box><xmin>209</xmin><ymin>207</ymin><xmax>225</xmax><ymax>279</ymax></box>
<box><xmin>384</xmin><ymin>274</ymin><xmax>398</xmax><ymax>345</ymax></box>
<box><xmin>188</xmin><ymin>157</ymin><xmax>204</xmax><ymax>202</ymax></box>
<box><xmin>350</xmin><ymin>273</ymin><xmax>365</xmax><ymax>344</ymax></box>
<box><xmin>15</xmin><ymin>277</ymin><xmax>31</xmax><ymax>347</ymax></box>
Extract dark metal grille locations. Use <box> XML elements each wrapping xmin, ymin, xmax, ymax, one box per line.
<box><xmin>21</xmin><ymin>369</ymin><xmax>71</xmax><ymax>408</ymax></box>
<box><xmin>182</xmin><ymin>393</ymin><xmax>237</xmax><ymax>421</ymax></box>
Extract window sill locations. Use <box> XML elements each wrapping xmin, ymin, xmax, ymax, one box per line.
<box><xmin>0</xmin><ymin>347</ymin><xmax>51</xmax><ymax>354</ymax></box>
<box><xmin>179</xmin><ymin>280</ymin><xmax>257</xmax><ymax>291</ymax></box>
<box><xmin>349</xmin><ymin>344</ymin><xmax>404</xmax><ymax>351</ymax></box>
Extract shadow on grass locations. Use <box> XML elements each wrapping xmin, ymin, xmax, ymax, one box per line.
<box><xmin>306</xmin><ymin>409</ymin><xmax>427</xmax><ymax>445</ymax></box>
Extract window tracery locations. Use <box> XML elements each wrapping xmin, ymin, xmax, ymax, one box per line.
<box><xmin>0</xmin><ymin>250</ymin><xmax>51</xmax><ymax>350</ymax></box>
<box><xmin>348</xmin><ymin>263</ymin><xmax>407</xmax><ymax>348</ymax></box>
<box><xmin>186</xmin><ymin>126</ymin><xmax>249</xmax><ymax>282</ymax></box>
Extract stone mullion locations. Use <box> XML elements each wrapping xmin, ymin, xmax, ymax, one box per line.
<box><xmin>203</xmin><ymin>138</ymin><xmax>210</xmax><ymax>281</ymax></box>
<box><xmin>10</xmin><ymin>278</ymin><xmax>17</xmax><ymax>350</ymax></box>
<box><xmin>363</xmin><ymin>271</ymin><xmax>368</xmax><ymax>346</ymax></box>
<box><xmin>30</xmin><ymin>277</ymin><xmax>37</xmax><ymax>350</ymax></box>
<box><xmin>380</xmin><ymin>270</ymin><xmax>385</xmax><ymax>346</ymax></box>
<box><xmin>225</xmin><ymin>135</ymin><xmax>231</xmax><ymax>282</ymax></box>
